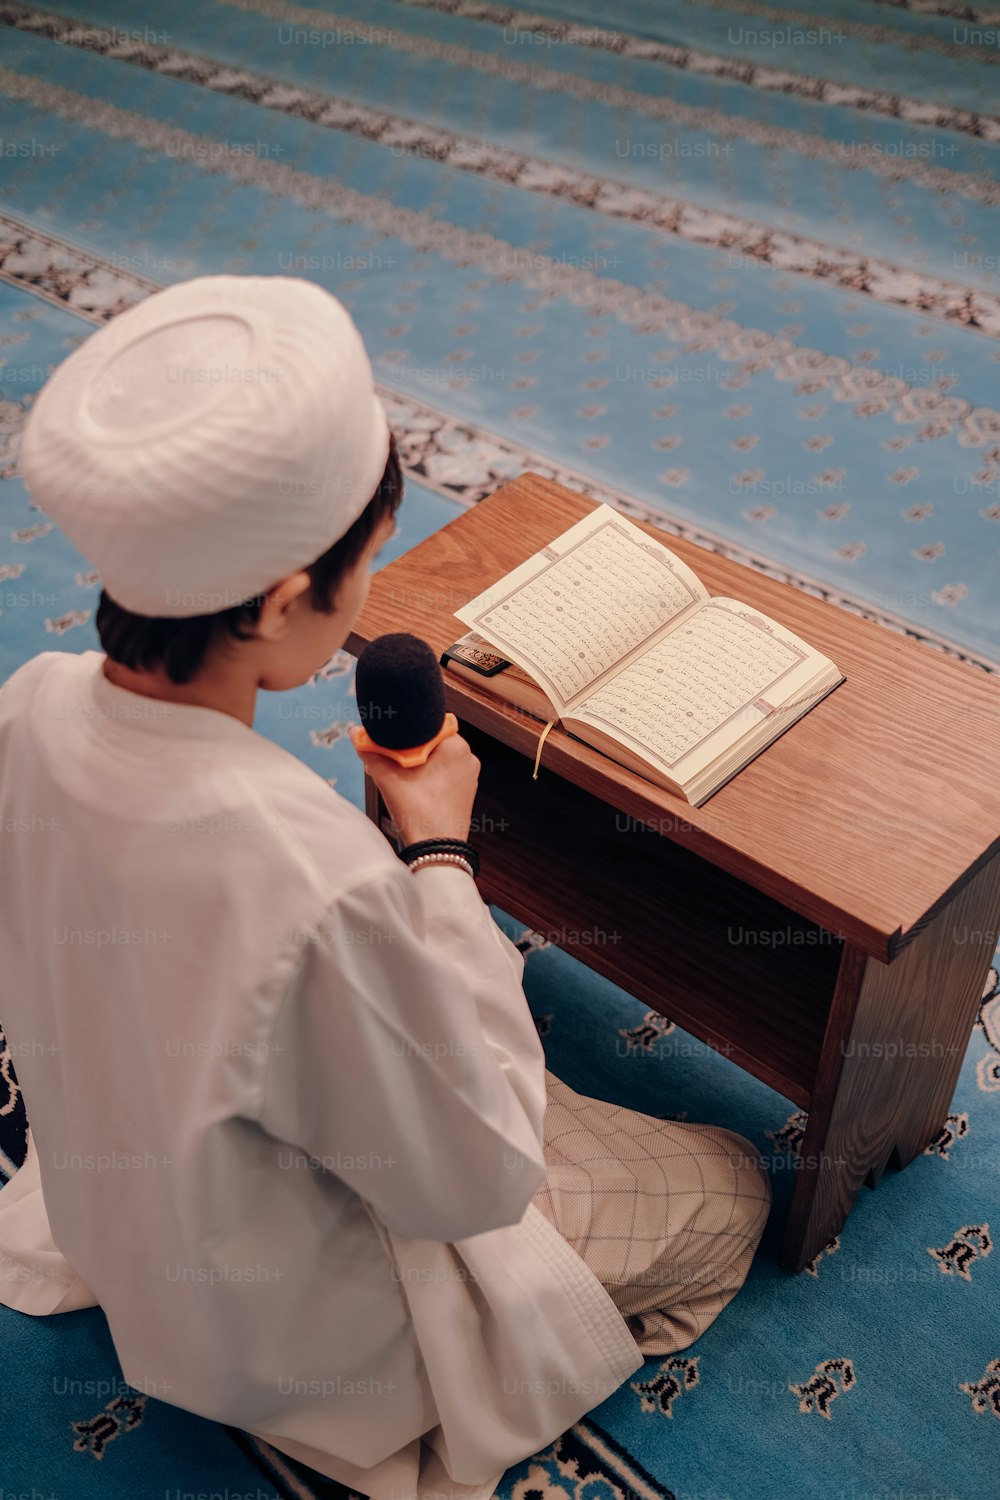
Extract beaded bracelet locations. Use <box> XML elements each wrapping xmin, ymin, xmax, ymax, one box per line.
<box><xmin>399</xmin><ymin>836</ymin><xmax>476</xmax><ymax>858</ymax></box>
<box><xmin>399</xmin><ymin>837</ymin><xmax>480</xmax><ymax>878</ymax></box>
<box><xmin>407</xmin><ymin>851</ymin><xmax>475</xmax><ymax>878</ymax></box>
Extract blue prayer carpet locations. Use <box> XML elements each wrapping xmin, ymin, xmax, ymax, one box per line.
<box><xmin>0</xmin><ymin>2</ymin><xmax>998</xmax><ymax>1498</ymax></box>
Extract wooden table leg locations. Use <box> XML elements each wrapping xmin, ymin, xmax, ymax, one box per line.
<box><xmin>781</xmin><ymin>851</ymin><xmax>1000</xmax><ymax>1273</ymax></box>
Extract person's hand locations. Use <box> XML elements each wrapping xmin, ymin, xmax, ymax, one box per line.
<box><xmin>355</xmin><ymin>730</ymin><xmax>481</xmax><ymax>847</ymax></box>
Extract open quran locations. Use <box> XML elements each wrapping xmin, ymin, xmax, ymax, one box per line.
<box><xmin>439</xmin><ymin>503</ymin><xmax>845</xmax><ymax>806</ymax></box>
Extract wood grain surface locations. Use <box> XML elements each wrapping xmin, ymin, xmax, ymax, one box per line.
<box><xmin>349</xmin><ymin>472</ymin><xmax>1000</xmax><ymax>962</ymax></box>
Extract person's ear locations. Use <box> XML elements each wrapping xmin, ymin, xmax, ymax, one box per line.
<box><xmin>254</xmin><ymin>571</ymin><xmax>312</xmax><ymax>640</ymax></box>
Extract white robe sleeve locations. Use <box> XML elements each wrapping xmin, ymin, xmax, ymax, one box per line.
<box><xmin>256</xmin><ymin>861</ymin><xmax>548</xmax><ymax>1244</ymax></box>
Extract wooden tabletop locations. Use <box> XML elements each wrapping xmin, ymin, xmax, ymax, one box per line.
<box><xmin>347</xmin><ymin>472</ymin><xmax>1000</xmax><ymax>962</ymax></box>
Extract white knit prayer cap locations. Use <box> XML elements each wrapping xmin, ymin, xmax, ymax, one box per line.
<box><xmin>18</xmin><ymin>274</ymin><xmax>391</xmax><ymax>617</ymax></box>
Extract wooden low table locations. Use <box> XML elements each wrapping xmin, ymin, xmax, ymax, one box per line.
<box><xmin>346</xmin><ymin>473</ymin><xmax>1000</xmax><ymax>1273</ymax></box>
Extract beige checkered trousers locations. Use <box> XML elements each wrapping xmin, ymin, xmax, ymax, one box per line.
<box><xmin>530</xmin><ymin>1069</ymin><xmax>772</xmax><ymax>1355</ymax></box>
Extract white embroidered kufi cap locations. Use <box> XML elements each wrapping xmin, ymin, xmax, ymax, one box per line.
<box><xmin>18</xmin><ymin>274</ymin><xmax>391</xmax><ymax>617</ymax></box>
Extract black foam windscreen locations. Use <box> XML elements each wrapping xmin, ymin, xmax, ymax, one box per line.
<box><xmin>354</xmin><ymin>633</ymin><xmax>447</xmax><ymax>751</ymax></box>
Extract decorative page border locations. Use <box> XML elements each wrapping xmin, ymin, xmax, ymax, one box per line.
<box><xmin>467</xmin><ymin>515</ymin><xmax>705</xmax><ymax>708</ymax></box>
<box><xmin>579</xmin><ymin>601</ymin><xmax>807</xmax><ymax>772</ymax></box>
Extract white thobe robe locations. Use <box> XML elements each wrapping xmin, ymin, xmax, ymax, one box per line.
<box><xmin>0</xmin><ymin>649</ymin><xmax>643</xmax><ymax>1499</ymax></box>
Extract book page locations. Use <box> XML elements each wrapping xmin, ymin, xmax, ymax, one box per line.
<box><xmin>453</xmin><ymin>504</ymin><xmax>710</xmax><ymax>715</ymax></box>
<box><xmin>570</xmin><ymin>598</ymin><xmax>828</xmax><ymax>778</ymax></box>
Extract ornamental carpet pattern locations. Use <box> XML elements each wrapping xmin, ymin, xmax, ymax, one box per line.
<box><xmin>0</xmin><ymin>4</ymin><xmax>998</xmax><ymax>1499</ymax></box>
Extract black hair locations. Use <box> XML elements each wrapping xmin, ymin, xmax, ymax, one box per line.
<box><xmin>95</xmin><ymin>429</ymin><xmax>402</xmax><ymax>686</ymax></box>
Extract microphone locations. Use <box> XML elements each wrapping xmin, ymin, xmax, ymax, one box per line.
<box><xmin>349</xmin><ymin>632</ymin><xmax>459</xmax><ymax>767</ymax></box>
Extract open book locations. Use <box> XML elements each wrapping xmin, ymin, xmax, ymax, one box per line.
<box><xmin>439</xmin><ymin>503</ymin><xmax>844</xmax><ymax>806</ymax></box>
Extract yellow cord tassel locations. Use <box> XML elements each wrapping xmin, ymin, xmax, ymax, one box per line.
<box><xmin>532</xmin><ymin>719</ymin><xmax>558</xmax><ymax>780</ymax></box>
